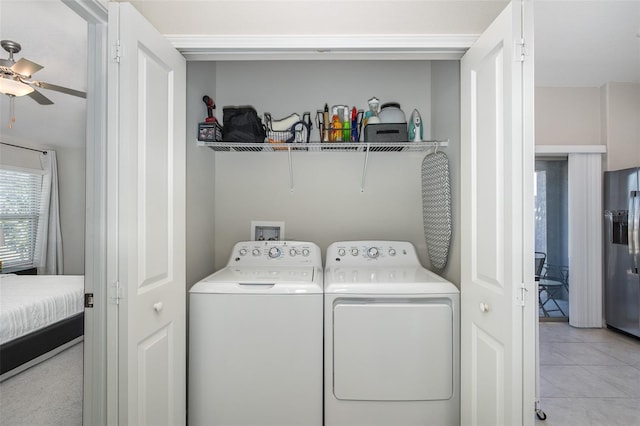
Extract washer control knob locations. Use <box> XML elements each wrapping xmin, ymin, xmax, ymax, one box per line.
<box><xmin>252</xmin><ymin>249</ymin><xmax>261</xmax><ymax>256</ymax></box>
<box><xmin>388</xmin><ymin>248</ymin><xmax>396</xmax><ymax>256</ymax></box>
<box><xmin>302</xmin><ymin>248</ymin><xmax>310</xmax><ymax>257</ymax></box>
<box><xmin>268</xmin><ymin>247</ymin><xmax>281</xmax><ymax>258</ymax></box>
<box><xmin>351</xmin><ymin>248</ymin><xmax>359</xmax><ymax>256</ymax></box>
<box><xmin>289</xmin><ymin>249</ymin><xmax>297</xmax><ymax>257</ymax></box>
<box><xmin>239</xmin><ymin>248</ymin><xmax>248</xmax><ymax>256</ymax></box>
<box><xmin>338</xmin><ymin>248</ymin><xmax>346</xmax><ymax>257</ymax></box>
<box><xmin>368</xmin><ymin>247</ymin><xmax>379</xmax><ymax>258</ymax></box>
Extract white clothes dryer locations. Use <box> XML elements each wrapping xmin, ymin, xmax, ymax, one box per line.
<box><xmin>324</xmin><ymin>241</ymin><xmax>460</xmax><ymax>426</ymax></box>
<box><xmin>189</xmin><ymin>241</ymin><xmax>323</xmax><ymax>426</ymax></box>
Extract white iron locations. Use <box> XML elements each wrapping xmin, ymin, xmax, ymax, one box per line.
<box><xmin>408</xmin><ymin>109</ymin><xmax>423</xmax><ymax>142</ymax></box>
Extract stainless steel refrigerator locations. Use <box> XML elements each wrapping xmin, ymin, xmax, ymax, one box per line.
<box><xmin>604</xmin><ymin>167</ymin><xmax>640</xmax><ymax>338</ymax></box>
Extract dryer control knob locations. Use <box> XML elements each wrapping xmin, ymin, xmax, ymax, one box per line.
<box><xmin>239</xmin><ymin>248</ymin><xmax>248</xmax><ymax>256</ymax></box>
<box><xmin>388</xmin><ymin>248</ymin><xmax>396</xmax><ymax>256</ymax></box>
<box><xmin>368</xmin><ymin>247</ymin><xmax>379</xmax><ymax>258</ymax></box>
<box><xmin>289</xmin><ymin>249</ymin><xmax>297</xmax><ymax>257</ymax></box>
<box><xmin>351</xmin><ymin>248</ymin><xmax>359</xmax><ymax>256</ymax></box>
<box><xmin>252</xmin><ymin>249</ymin><xmax>261</xmax><ymax>256</ymax></box>
<box><xmin>268</xmin><ymin>247</ymin><xmax>281</xmax><ymax>258</ymax></box>
<box><xmin>302</xmin><ymin>248</ymin><xmax>310</xmax><ymax>257</ymax></box>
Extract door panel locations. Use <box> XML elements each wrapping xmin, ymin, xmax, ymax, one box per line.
<box><xmin>138</xmin><ymin>326</ymin><xmax>171</xmax><ymax>425</ymax></box>
<box><xmin>139</xmin><ymin>49</ymin><xmax>171</xmax><ymax>288</ymax></box>
<box><xmin>333</xmin><ymin>301</ymin><xmax>454</xmax><ymax>401</ymax></box>
<box><xmin>471</xmin><ymin>323</ymin><xmax>503</xmax><ymax>424</ymax></box>
<box><xmin>474</xmin><ymin>44</ymin><xmax>505</xmax><ymax>291</ymax></box>
<box><xmin>107</xmin><ymin>3</ymin><xmax>186</xmax><ymax>425</ymax></box>
<box><xmin>138</xmin><ymin>50</ymin><xmax>171</xmax><ymax>289</ymax></box>
<box><xmin>461</xmin><ymin>1</ymin><xmax>534</xmax><ymax>425</ymax></box>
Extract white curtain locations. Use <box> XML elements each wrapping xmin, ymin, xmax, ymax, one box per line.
<box><xmin>35</xmin><ymin>151</ymin><xmax>64</xmax><ymax>275</ymax></box>
<box><xmin>568</xmin><ymin>153</ymin><xmax>603</xmax><ymax>327</ymax></box>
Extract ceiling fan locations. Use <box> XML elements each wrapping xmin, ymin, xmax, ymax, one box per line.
<box><xmin>0</xmin><ymin>39</ymin><xmax>87</xmax><ymax>105</ymax></box>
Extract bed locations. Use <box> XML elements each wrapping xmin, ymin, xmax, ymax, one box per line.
<box><xmin>0</xmin><ymin>274</ymin><xmax>84</xmax><ymax>381</ymax></box>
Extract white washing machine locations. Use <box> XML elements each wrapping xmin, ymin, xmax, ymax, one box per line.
<box><xmin>324</xmin><ymin>241</ymin><xmax>460</xmax><ymax>426</ymax></box>
<box><xmin>189</xmin><ymin>241</ymin><xmax>323</xmax><ymax>426</ymax></box>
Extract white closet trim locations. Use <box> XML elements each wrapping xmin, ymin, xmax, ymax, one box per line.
<box><xmin>568</xmin><ymin>153</ymin><xmax>604</xmax><ymax>327</ymax></box>
<box><xmin>168</xmin><ymin>34</ymin><xmax>478</xmax><ymax>60</ymax></box>
<box><xmin>63</xmin><ymin>0</ymin><xmax>109</xmax><ymax>424</ymax></box>
<box><xmin>536</xmin><ymin>145</ymin><xmax>606</xmax><ymax>155</ymax></box>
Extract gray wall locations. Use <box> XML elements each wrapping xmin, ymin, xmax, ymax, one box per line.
<box><xmin>55</xmin><ymin>146</ymin><xmax>85</xmax><ymax>274</ymax></box>
<box><xmin>213</xmin><ymin>151</ymin><xmax>430</xmax><ymax>267</ymax></box>
<box><xmin>431</xmin><ymin>61</ymin><xmax>461</xmax><ymax>285</ymax></box>
<box><xmin>186</xmin><ymin>62</ymin><xmax>218</xmax><ymax>287</ymax></box>
<box><xmin>185</xmin><ymin>60</ymin><xmax>461</xmax><ymax>286</ymax></box>
<box><xmin>214</xmin><ymin>60</ymin><xmax>433</xmax><ymax>142</ymax></box>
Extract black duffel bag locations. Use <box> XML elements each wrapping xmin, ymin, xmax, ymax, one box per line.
<box><xmin>222</xmin><ymin>106</ymin><xmax>266</xmax><ymax>143</ymax></box>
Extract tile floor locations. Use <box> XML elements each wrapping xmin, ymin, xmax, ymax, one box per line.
<box><xmin>536</xmin><ymin>322</ymin><xmax>640</xmax><ymax>425</ymax></box>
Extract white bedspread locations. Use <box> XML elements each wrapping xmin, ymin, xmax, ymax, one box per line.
<box><xmin>0</xmin><ymin>274</ymin><xmax>84</xmax><ymax>345</ymax></box>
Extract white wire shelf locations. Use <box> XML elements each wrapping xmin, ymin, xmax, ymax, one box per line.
<box><xmin>197</xmin><ymin>140</ymin><xmax>448</xmax><ymax>153</ymax></box>
<box><xmin>197</xmin><ymin>139</ymin><xmax>449</xmax><ymax>192</ymax></box>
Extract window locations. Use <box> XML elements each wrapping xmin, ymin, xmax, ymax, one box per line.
<box><xmin>535</xmin><ymin>158</ymin><xmax>569</xmax><ymax>319</ymax></box>
<box><xmin>535</xmin><ymin>159</ymin><xmax>569</xmax><ymax>268</ymax></box>
<box><xmin>0</xmin><ymin>167</ymin><xmax>44</xmax><ymax>270</ymax></box>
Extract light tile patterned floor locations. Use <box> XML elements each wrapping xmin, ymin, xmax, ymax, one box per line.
<box><xmin>536</xmin><ymin>322</ymin><xmax>640</xmax><ymax>426</ymax></box>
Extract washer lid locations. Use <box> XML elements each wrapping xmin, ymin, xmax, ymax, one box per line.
<box><xmin>324</xmin><ymin>266</ymin><xmax>459</xmax><ymax>294</ymax></box>
<box><xmin>190</xmin><ymin>266</ymin><xmax>322</xmax><ymax>294</ymax></box>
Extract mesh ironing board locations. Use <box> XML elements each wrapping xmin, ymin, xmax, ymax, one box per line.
<box><xmin>421</xmin><ymin>151</ymin><xmax>452</xmax><ymax>272</ymax></box>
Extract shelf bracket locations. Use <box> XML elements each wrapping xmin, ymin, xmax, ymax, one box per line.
<box><xmin>287</xmin><ymin>146</ymin><xmax>294</xmax><ymax>192</ymax></box>
<box><xmin>360</xmin><ymin>144</ymin><xmax>371</xmax><ymax>192</ymax></box>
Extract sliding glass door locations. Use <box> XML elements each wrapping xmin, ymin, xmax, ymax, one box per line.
<box><xmin>535</xmin><ymin>158</ymin><xmax>569</xmax><ymax>320</ymax></box>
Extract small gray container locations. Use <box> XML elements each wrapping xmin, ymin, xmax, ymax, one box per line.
<box><xmin>363</xmin><ymin>123</ymin><xmax>408</xmax><ymax>142</ymax></box>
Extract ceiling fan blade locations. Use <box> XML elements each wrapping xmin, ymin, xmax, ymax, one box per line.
<box><xmin>27</xmin><ymin>89</ymin><xmax>54</xmax><ymax>105</ymax></box>
<box><xmin>11</xmin><ymin>58</ymin><xmax>43</xmax><ymax>77</ymax></box>
<box><xmin>34</xmin><ymin>81</ymin><xmax>86</xmax><ymax>99</ymax></box>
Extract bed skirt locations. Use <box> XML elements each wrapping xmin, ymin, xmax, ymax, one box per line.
<box><xmin>0</xmin><ymin>313</ymin><xmax>84</xmax><ymax>381</ymax></box>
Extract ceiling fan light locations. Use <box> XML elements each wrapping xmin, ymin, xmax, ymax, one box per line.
<box><xmin>0</xmin><ymin>76</ymin><xmax>34</xmax><ymax>96</ymax></box>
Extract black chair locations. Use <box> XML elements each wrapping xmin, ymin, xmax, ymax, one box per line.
<box><xmin>534</xmin><ymin>252</ymin><xmax>546</xmax><ymax>281</ymax></box>
<box><xmin>539</xmin><ymin>264</ymin><xmax>569</xmax><ymax>317</ymax></box>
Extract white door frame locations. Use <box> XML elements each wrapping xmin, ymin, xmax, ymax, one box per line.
<box><xmin>61</xmin><ymin>1</ymin><xmax>108</xmax><ymax>425</ymax></box>
<box><xmin>68</xmin><ymin>0</ymin><xmax>536</xmax><ymax>423</ymax></box>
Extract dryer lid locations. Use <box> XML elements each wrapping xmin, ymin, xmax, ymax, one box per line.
<box><xmin>324</xmin><ymin>266</ymin><xmax>459</xmax><ymax>294</ymax></box>
<box><xmin>190</xmin><ymin>266</ymin><xmax>322</xmax><ymax>294</ymax></box>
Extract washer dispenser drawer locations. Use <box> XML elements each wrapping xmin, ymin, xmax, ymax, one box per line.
<box><xmin>333</xmin><ymin>299</ymin><xmax>453</xmax><ymax>401</ymax></box>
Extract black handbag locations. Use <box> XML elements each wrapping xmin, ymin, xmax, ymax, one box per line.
<box><xmin>222</xmin><ymin>106</ymin><xmax>266</xmax><ymax>143</ymax></box>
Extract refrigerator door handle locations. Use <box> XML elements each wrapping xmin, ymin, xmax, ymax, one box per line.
<box><xmin>629</xmin><ymin>191</ymin><xmax>640</xmax><ymax>274</ymax></box>
<box><xmin>605</xmin><ymin>210</ymin><xmax>613</xmax><ymax>243</ymax></box>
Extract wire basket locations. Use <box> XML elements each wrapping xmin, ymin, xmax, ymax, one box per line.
<box><xmin>264</xmin><ymin>112</ymin><xmax>312</xmax><ymax>150</ymax></box>
<box><xmin>315</xmin><ymin>109</ymin><xmax>364</xmax><ymax>143</ymax></box>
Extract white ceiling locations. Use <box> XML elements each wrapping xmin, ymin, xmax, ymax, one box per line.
<box><xmin>0</xmin><ymin>0</ymin><xmax>638</xmax><ymax>151</ymax></box>
<box><xmin>0</xmin><ymin>0</ymin><xmax>87</xmax><ymax>150</ymax></box>
<box><xmin>534</xmin><ymin>0</ymin><xmax>640</xmax><ymax>87</ymax></box>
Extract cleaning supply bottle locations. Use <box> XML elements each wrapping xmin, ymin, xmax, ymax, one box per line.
<box><xmin>343</xmin><ymin>108</ymin><xmax>350</xmax><ymax>142</ymax></box>
<box><xmin>332</xmin><ymin>115</ymin><xmax>342</xmax><ymax>142</ymax></box>
<box><xmin>351</xmin><ymin>107</ymin><xmax>358</xmax><ymax>142</ymax></box>
<box><xmin>323</xmin><ymin>103</ymin><xmax>330</xmax><ymax>142</ymax></box>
